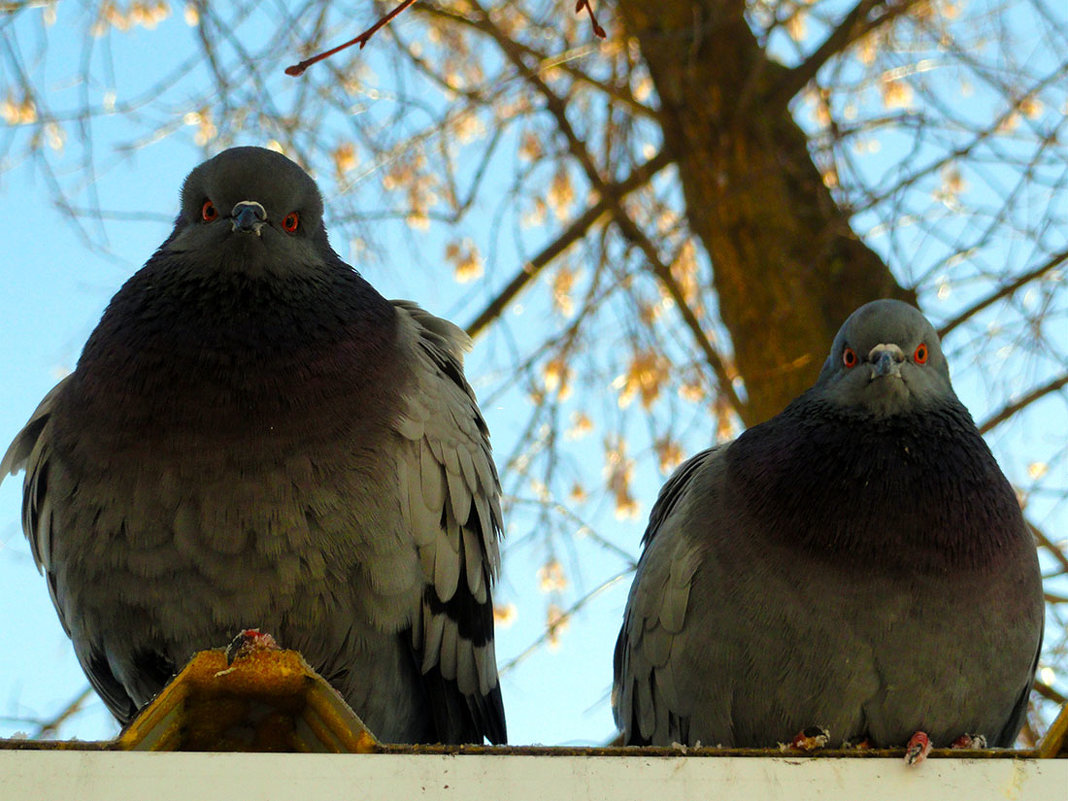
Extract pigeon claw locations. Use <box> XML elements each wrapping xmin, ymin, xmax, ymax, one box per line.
<box><xmin>225</xmin><ymin>628</ymin><xmax>281</xmax><ymax>665</ymax></box>
<box><xmin>950</xmin><ymin>733</ymin><xmax>987</xmax><ymax>749</ymax></box>
<box><xmin>780</xmin><ymin>726</ymin><xmax>831</xmax><ymax>752</ymax></box>
<box><xmin>905</xmin><ymin>731</ymin><xmax>933</xmax><ymax>765</ymax></box>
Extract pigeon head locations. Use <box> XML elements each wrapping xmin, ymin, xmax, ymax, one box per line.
<box><xmin>166</xmin><ymin>146</ymin><xmax>329</xmax><ymax>277</ymax></box>
<box><xmin>812</xmin><ymin>299</ymin><xmax>955</xmax><ymax>417</ymax></box>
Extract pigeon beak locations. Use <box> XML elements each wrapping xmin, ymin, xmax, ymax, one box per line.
<box><xmin>868</xmin><ymin>343</ymin><xmax>904</xmax><ymax>379</ymax></box>
<box><xmin>231</xmin><ymin>201</ymin><xmax>267</xmax><ymax>236</ymax></box>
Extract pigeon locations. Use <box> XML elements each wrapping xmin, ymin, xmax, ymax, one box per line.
<box><xmin>2</xmin><ymin>146</ymin><xmax>506</xmax><ymax>745</ymax></box>
<box><xmin>613</xmin><ymin>299</ymin><xmax>1043</xmax><ymax>753</ymax></box>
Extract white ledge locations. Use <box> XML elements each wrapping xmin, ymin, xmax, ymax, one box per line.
<box><xmin>0</xmin><ymin>750</ymin><xmax>1063</xmax><ymax>801</ymax></box>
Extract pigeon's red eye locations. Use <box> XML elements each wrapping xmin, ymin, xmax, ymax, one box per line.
<box><xmin>201</xmin><ymin>200</ymin><xmax>218</xmax><ymax>222</ymax></box>
<box><xmin>282</xmin><ymin>212</ymin><xmax>299</xmax><ymax>233</ymax></box>
<box><xmin>914</xmin><ymin>343</ymin><xmax>928</xmax><ymax>364</ymax></box>
<box><xmin>843</xmin><ymin>347</ymin><xmax>858</xmax><ymax>368</ymax></box>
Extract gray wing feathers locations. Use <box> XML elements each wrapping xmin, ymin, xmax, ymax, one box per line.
<box><xmin>420</xmin><ymin>610</ymin><xmax>446</xmax><ymax>671</ymax></box>
<box><xmin>418</xmin><ymin>442</ymin><xmax>445</xmax><ymax>523</ymax></box>
<box><xmin>439</xmin><ymin>619</ymin><xmax>459</xmax><ymax>679</ymax></box>
<box><xmin>391</xmin><ymin>302</ymin><xmax>504</xmax><ymax>725</ymax></box>
<box><xmin>463</xmin><ymin>526</ymin><xmax>486</xmax><ymax>603</ymax></box>
<box><xmin>1</xmin><ymin>378</ymin><xmax>70</xmax><ymax>574</ymax></box>
<box><xmin>615</xmin><ymin>447</ymin><xmax>720</xmax><ymax>743</ymax></box>
<box><xmin>1</xmin><ymin>378</ymin><xmax>143</xmax><ymax>720</ymax></box>
<box><xmin>619</xmin><ymin>534</ymin><xmax>703</xmax><ymax>742</ymax></box>
<box><xmin>435</xmin><ymin>517</ymin><xmax>462</xmax><ymax>601</ymax></box>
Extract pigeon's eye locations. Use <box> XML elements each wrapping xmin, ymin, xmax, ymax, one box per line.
<box><xmin>282</xmin><ymin>212</ymin><xmax>300</xmax><ymax>234</ymax></box>
<box><xmin>201</xmin><ymin>200</ymin><xmax>218</xmax><ymax>222</ymax></box>
<box><xmin>914</xmin><ymin>343</ymin><xmax>928</xmax><ymax>364</ymax></box>
<box><xmin>842</xmin><ymin>347</ymin><xmax>858</xmax><ymax>369</ymax></box>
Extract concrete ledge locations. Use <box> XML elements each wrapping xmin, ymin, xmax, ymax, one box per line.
<box><xmin>0</xmin><ymin>750</ymin><xmax>1063</xmax><ymax>801</ymax></box>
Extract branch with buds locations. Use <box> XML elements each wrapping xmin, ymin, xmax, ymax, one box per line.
<box><xmin>286</xmin><ymin>0</ymin><xmax>420</xmax><ymax>76</ymax></box>
<box><xmin>576</xmin><ymin>1</ymin><xmax>606</xmax><ymax>38</ymax></box>
<box><xmin>287</xmin><ymin>0</ymin><xmax>606</xmax><ymax>76</ymax></box>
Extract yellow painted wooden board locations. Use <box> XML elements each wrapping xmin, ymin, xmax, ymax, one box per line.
<box><xmin>116</xmin><ymin>648</ymin><xmax>377</xmax><ymax>753</ymax></box>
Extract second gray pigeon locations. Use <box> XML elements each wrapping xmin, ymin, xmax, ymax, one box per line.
<box><xmin>2</xmin><ymin>146</ymin><xmax>506</xmax><ymax>744</ymax></box>
<box><xmin>613</xmin><ymin>299</ymin><xmax>1043</xmax><ymax>750</ymax></box>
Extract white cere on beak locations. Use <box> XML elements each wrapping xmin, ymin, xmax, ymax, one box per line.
<box><xmin>868</xmin><ymin>343</ymin><xmax>905</xmax><ymax>379</ymax></box>
<box><xmin>231</xmin><ymin>200</ymin><xmax>267</xmax><ymax>236</ymax></box>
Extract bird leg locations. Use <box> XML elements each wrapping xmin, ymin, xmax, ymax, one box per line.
<box><xmin>780</xmin><ymin>726</ymin><xmax>831</xmax><ymax>752</ymax></box>
<box><xmin>904</xmin><ymin>731</ymin><xmax>933</xmax><ymax>765</ymax></box>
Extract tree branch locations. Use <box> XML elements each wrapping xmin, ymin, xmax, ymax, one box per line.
<box><xmin>770</xmin><ymin>0</ymin><xmax>922</xmax><ymax>107</ymax></box>
<box><xmin>286</xmin><ymin>0</ymin><xmax>420</xmax><ymax>75</ymax></box>
<box><xmin>421</xmin><ymin>2</ymin><xmax>655</xmax><ymax>117</ymax></box>
<box><xmin>575</xmin><ymin>0</ymin><xmax>607</xmax><ymax>38</ymax></box>
<box><xmin>1031</xmin><ymin>521</ymin><xmax>1068</xmax><ymax>575</ymax></box>
<box><xmin>613</xmin><ymin>208</ymin><xmax>746</xmax><ymax>415</ymax></box>
<box><xmin>939</xmin><ymin>248</ymin><xmax>1068</xmax><ymax>338</ymax></box>
<box><xmin>477</xmin><ymin>6</ymin><xmax>746</xmax><ymax>416</ymax></box>
<box><xmin>1032</xmin><ymin>679</ymin><xmax>1066</xmax><ymax>705</ymax></box>
<box><xmin>466</xmin><ymin>149</ymin><xmax>672</xmax><ymax>338</ymax></box>
<box><xmin>33</xmin><ymin>686</ymin><xmax>94</xmax><ymax>739</ymax></box>
<box><xmin>498</xmin><ymin>572</ymin><xmax>629</xmax><ymax>675</ymax></box>
<box><xmin>978</xmin><ymin>372</ymin><xmax>1068</xmax><ymax>435</ymax></box>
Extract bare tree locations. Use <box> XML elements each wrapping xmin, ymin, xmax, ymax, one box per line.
<box><xmin>1</xmin><ymin>0</ymin><xmax>1065</xmax><ymax>741</ymax></box>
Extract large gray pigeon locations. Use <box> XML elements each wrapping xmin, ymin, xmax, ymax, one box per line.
<box><xmin>2</xmin><ymin>146</ymin><xmax>506</xmax><ymax>745</ymax></box>
<box><xmin>613</xmin><ymin>299</ymin><xmax>1043</xmax><ymax>754</ymax></box>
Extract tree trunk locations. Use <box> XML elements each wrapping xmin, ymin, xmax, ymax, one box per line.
<box><xmin>616</xmin><ymin>0</ymin><xmax>916</xmax><ymax>425</ymax></box>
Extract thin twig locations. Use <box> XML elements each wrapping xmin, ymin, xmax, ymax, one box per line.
<box><xmin>33</xmin><ymin>686</ymin><xmax>95</xmax><ymax>739</ymax></box>
<box><xmin>286</xmin><ymin>0</ymin><xmax>420</xmax><ymax>76</ymax></box>
<box><xmin>478</xmin><ymin>12</ymin><xmax>746</xmax><ymax>417</ymax></box>
<box><xmin>575</xmin><ymin>0</ymin><xmax>607</xmax><ymax>38</ymax></box>
<box><xmin>1032</xmin><ymin>679</ymin><xmax>1066</xmax><ymax>705</ymax></box>
<box><xmin>770</xmin><ymin>0</ymin><xmax>921</xmax><ymax>107</ymax></box>
<box><xmin>420</xmin><ymin>4</ymin><xmax>652</xmax><ymax>117</ymax></box>
<box><xmin>466</xmin><ymin>149</ymin><xmax>672</xmax><ymax>338</ymax></box>
<box><xmin>498</xmin><ymin>572</ymin><xmax>629</xmax><ymax>675</ymax></box>
<box><xmin>1031</xmin><ymin>522</ymin><xmax>1068</xmax><ymax>574</ymax></box>
<box><xmin>938</xmin><ymin>248</ymin><xmax>1068</xmax><ymax>338</ymax></box>
<box><xmin>978</xmin><ymin>372</ymin><xmax>1068</xmax><ymax>434</ymax></box>
<box><xmin>614</xmin><ymin>211</ymin><xmax>746</xmax><ymax>416</ymax></box>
